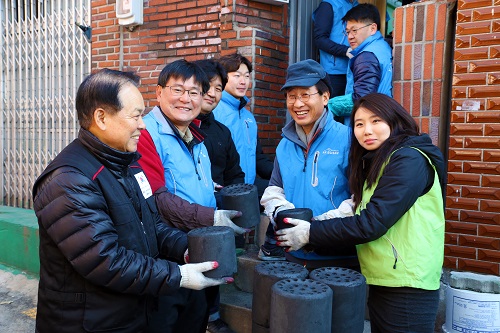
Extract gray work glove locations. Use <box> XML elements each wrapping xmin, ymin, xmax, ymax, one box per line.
<box><xmin>214</xmin><ymin>209</ymin><xmax>246</xmax><ymax>234</ymax></box>
<box><xmin>275</xmin><ymin>218</ymin><xmax>311</xmax><ymax>251</ymax></box>
<box><xmin>313</xmin><ymin>197</ymin><xmax>355</xmax><ymax>221</ymax></box>
<box><xmin>179</xmin><ymin>262</ymin><xmax>233</xmax><ymax>290</ymax></box>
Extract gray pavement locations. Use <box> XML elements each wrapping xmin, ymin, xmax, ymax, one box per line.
<box><xmin>0</xmin><ymin>267</ymin><xmax>37</xmax><ymax>332</ymax></box>
<box><xmin>0</xmin><ymin>266</ymin><xmax>372</xmax><ymax>332</ymax></box>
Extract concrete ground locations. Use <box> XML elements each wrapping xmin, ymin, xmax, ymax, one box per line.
<box><xmin>0</xmin><ymin>265</ymin><xmax>372</xmax><ymax>333</ymax></box>
<box><xmin>0</xmin><ymin>265</ymin><xmax>37</xmax><ymax>332</ymax></box>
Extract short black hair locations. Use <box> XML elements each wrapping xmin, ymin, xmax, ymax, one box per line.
<box><xmin>157</xmin><ymin>59</ymin><xmax>210</xmax><ymax>94</ymax></box>
<box><xmin>342</xmin><ymin>3</ymin><xmax>381</xmax><ymax>31</ymax></box>
<box><xmin>76</xmin><ymin>69</ymin><xmax>140</xmax><ymax>129</ymax></box>
<box><xmin>193</xmin><ymin>59</ymin><xmax>228</xmax><ymax>89</ymax></box>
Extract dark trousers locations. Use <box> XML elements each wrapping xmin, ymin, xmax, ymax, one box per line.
<box><xmin>368</xmin><ymin>285</ymin><xmax>439</xmax><ymax>333</ymax></box>
<box><xmin>145</xmin><ymin>288</ymin><xmax>208</xmax><ymax>333</ymax></box>
<box><xmin>206</xmin><ymin>285</ymin><xmax>220</xmax><ymax>321</ymax></box>
<box><xmin>328</xmin><ymin>74</ymin><xmax>349</xmax><ymax>124</ymax></box>
<box><xmin>327</xmin><ymin>74</ymin><xmax>347</xmax><ymax>98</ymax></box>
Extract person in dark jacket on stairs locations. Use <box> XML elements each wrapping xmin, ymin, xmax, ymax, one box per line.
<box><xmin>193</xmin><ymin>59</ymin><xmax>245</xmax><ymax>333</ymax></box>
<box><xmin>32</xmin><ymin>69</ymin><xmax>232</xmax><ymax>333</ymax></box>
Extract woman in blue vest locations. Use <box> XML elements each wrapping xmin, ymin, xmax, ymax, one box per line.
<box><xmin>276</xmin><ymin>93</ymin><xmax>445</xmax><ymax>332</ymax></box>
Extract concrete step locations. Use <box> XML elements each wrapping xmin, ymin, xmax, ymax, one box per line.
<box><xmin>234</xmin><ymin>247</ymin><xmax>262</xmax><ymax>293</ymax></box>
<box><xmin>219</xmin><ymin>283</ymin><xmax>252</xmax><ymax>333</ymax></box>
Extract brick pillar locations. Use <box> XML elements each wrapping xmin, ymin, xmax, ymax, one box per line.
<box><xmin>219</xmin><ymin>0</ymin><xmax>289</xmax><ymax>154</ymax></box>
<box><xmin>446</xmin><ymin>0</ymin><xmax>500</xmax><ymax>275</ymax></box>
<box><xmin>392</xmin><ymin>0</ymin><xmax>456</xmax><ymax>147</ymax></box>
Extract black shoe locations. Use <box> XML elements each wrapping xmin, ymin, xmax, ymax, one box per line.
<box><xmin>206</xmin><ymin>319</ymin><xmax>235</xmax><ymax>333</ymax></box>
<box><xmin>258</xmin><ymin>242</ymin><xmax>286</xmax><ymax>261</ymax></box>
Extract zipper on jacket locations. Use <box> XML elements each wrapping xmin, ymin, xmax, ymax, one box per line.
<box><xmin>139</xmin><ymin>220</ymin><xmax>151</xmax><ymax>256</ymax></box>
<box><xmin>195</xmin><ymin>158</ymin><xmax>201</xmax><ymax>180</ymax></box>
<box><xmin>384</xmin><ymin>236</ymin><xmax>400</xmax><ymax>269</ymax></box>
<box><xmin>329</xmin><ymin>176</ymin><xmax>338</xmax><ymax>208</ymax></box>
<box><xmin>198</xmin><ymin>155</ymin><xmax>208</xmax><ymax>186</ymax></box>
<box><xmin>302</xmin><ymin>129</ymin><xmax>322</xmax><ymax>172</ymax></box>
<box><xmin>244</xmin><ymin>119</ymin><xmax>251</xmax><ymax>144</ymax></box>
<box><xmin>188</xmin><ymin>146</ymin><xmax>202</xmax><ymax>181</ymax></box>
<box><xmin>302</xmin><ymin>151</ymin><xmax>307</xmax><ymax>172</ymax></box>
<box><xmin>311</xmin><ymin>151</ymin><xmax>320</xmax><ymax>187</ymax></box>
<box><xmin>391</xmin><ymin>245</ymin><xmax>398</xmax><ymax>269</ymax></box>
<box><xmin>168</xmin><ymin>169</ymin><xmax>177</xmax><ymax>194</ymax></box>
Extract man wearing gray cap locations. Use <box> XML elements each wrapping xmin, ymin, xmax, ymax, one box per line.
<box><xmin>258</xmin><ymin>59</ymin><xmax>358</xmax><ymax>269</ymax></box>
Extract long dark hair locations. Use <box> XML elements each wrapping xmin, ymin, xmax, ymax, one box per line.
<box><xmin>348</xmin><ymin>94</ymin><xmax>420</xmax><ymax>209</ymax></box>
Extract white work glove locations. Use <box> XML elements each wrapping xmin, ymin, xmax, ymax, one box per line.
<box><xmin>346</xmin><ymin>47</ymin><xmax>353</xmax><ymax>59</ymax></box>
<box><xmin>313</xmin><ymin>197</ymin><xmax>355</xmax><ymax>221</ymax></box>
<box><xmin>260</xmin><ymin>186</ymin><xmax>295</xmax><ymax>228</ymax></box>
<box><xmin>275</xmin><ymin>218</ymin><xmax>311</xmax><ymax>251</ymax></box>
<box><xmin>179</xmin><ymin>262</ymin><xmax>233</xmax><ymax>290</ymax></box>
<box><xmin>214</xmin><ymin>209</ymin><xmax>246</xmax><ymax>235</ymax></box>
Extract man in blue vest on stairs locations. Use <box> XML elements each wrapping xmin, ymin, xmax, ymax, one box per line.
<box><xmin>328</xmin><ymin>3</ymin><xmax>393</xmax><ymax>123</ymax></box>
<box><xmin>313</xmin><ymin>0</ymin><xmax>358</xmax><ymax>98</ymax></box>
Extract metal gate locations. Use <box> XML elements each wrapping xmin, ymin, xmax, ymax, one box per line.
<box><xmin>0</xmin><ymin>0</ymin><xmax>90</xmax><ymax>208</ymax></box>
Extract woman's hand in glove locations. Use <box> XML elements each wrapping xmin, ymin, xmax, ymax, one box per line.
<box><xmin>275</xmin><ymin>218</ymin><xmax>311</xmax><ymax>251</ymax></box>
<box><xmin>179</xmin><ymin>262</ymin><xmax>233</xmax><ymax>290</ymax></box>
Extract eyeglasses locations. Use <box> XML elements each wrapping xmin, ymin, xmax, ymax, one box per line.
<box><xmin>163</xmin><ymin>85</ymin><xmax>202</xmax><ymax>100</ymax></box>
<box><xmin>343</xmin><ymin>23</ymin><xmax>373</xmax><ymax>37</ymax></box>
<box><xmin>286</xmin><ymin>92</ymin><xmax>320</xmax><ymax>104</ymax></box>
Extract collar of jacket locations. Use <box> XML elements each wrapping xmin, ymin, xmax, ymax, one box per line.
<box><xmin>78</xmin><ymin>128</ymin><xmax>139</xmax><ymax>173</ymax></box>
<box><xmin>221</xmin><ymin>90</ymin><xmax>250</xmax><ymax>112</ymax></box>
<box><xmin>281</xmin><ymin>108</ymin><xmax>330</xmax><ymax>149</ymax></box>
<box><xmin>158</xmin><ymin>106</ymin><xmax>206</xmax><ymax>145</ymax></box>
<box><xmin>194</xmin><ymin>111</ymin><xmax>213</xmax><ymax>127</ymax></box>
<box><xmin>350</xmin><ymin>31</ymin><xmax>383</xmax><ymax>57</ymax></box>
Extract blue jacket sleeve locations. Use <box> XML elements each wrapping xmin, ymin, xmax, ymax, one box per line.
<box><xmin>309</xmin><ymin>148</ymin><xmax>434</xmax><ymax>250</ymax></box>
<box><xmin>313</xmin><ymin>2</ymin><xmax>349</xmax><ymax>57</ymax></box>
<box><xmin>351</xmin><ymin>51</ymin><xmax>381</xmax><ymax>101</ymax></box>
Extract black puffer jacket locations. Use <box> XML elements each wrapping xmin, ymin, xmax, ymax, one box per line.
<box><xmin>195</xmin><ymin>112</ymin><xmax>245</xmax><ymax>187</ymax></box>
<box><xmin>33</xmin><ymin>129</ymin><xmax>187</xmax><ymax>333</ymax></box>
<box><xmin>310</xmin><ymin>134</ymin><xmax>445</xmax><ymax>251</ymax></box>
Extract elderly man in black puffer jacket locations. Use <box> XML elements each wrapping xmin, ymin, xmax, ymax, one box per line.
<box><xmin>33</xmin><ymin>69</ymin><xmax>231</xmax><ymax>333</ymax></box>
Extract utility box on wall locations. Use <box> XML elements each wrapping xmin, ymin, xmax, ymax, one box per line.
<box><xmin>116</xmin><ymin>0</ymin><xmax>143</xmax><ymax>26</ymax></box>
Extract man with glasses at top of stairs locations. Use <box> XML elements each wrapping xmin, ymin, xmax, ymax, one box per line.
<box><xmin>328</xmin><ymin>3</ymin><xmax>393</xmax><ymax>125</ymax></box>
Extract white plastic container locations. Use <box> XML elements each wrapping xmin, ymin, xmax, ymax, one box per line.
<box><xmin>444</xmin><ymin>285</ymin><xmax>500</xmax><ymax>333</ymax></box>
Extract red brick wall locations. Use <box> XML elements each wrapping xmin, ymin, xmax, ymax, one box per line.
<box><xmin>392</xmin><ymin>0</ymin><xmax>455</xmax><ymax>146</ymax></box>
<box><xmin>91</xmin><ymin>0</ymin><xmax>289</xmax><ymax>154</ymax></box>
<box><xmin>219</xmin><ymin>1</ymin><xmax>289</xmax><ymax>153</ymax></box>
<box><xmin>446</xmin><ymin>0</ymin><xmax>500</xmax><ymax>275</ymax></box>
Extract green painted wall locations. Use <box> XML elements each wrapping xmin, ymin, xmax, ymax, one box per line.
<box><xmin>0</xmin><ymin>206</ymin><xmax>39</xmax><ymax>276</ymax></box>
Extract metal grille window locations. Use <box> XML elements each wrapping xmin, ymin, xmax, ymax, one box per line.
<box><xmin>1</xmin><ymin>0</ymin><xmax>90</xmax><ymax>208</ymax></box>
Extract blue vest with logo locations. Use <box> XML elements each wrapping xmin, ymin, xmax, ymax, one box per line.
<box><xmin>276</xmin><ymin>113</ymin><xmax>351</xmax><ymax>216</ymax></box>
<box><xmin>143</xmin><ymin>106</ymin><xmax>216</xmax><ymax>208</ymax></box>
<box><xmin>313</xmin><ymin>0</ymin><xmax>358</xmax><ymax>75</ymax></box>
<box><xmin>345</xmin><ymin>31</ymin><xmax>393</xmax><ymax>97</ymax></box>
<box><xmin>213</xmin><ymin>91</ymin><xmax>257</xmax><ymax>184</ymax></box>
